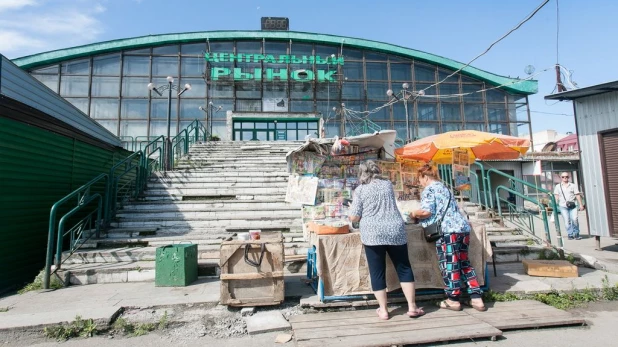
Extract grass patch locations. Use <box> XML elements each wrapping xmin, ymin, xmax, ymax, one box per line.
<box><xmin>43</xmin><ymin>316</ymin><xmax>99</xmax><ymax>341</ymax></box>
<box><xmin>484</xmin><ymin>279</ymin><xmax>618</xmax><ymax>310</ymax></box>
<box><xmin>111</xmin><ymin>310</ymin><xmax>169</xmax><ymax>337</ymax></box>
<box><xmin>18</xmin><ymin>270</ymin><xmax>64</xmax><ymax>294</ymax></box>
<box><xmin>0</xmin><ymin>307</ymin><xmax>9</xmax><ymax>313</ymax></box>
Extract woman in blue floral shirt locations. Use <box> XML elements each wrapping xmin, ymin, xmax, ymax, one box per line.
<box><xmin>410</xmin><ymin>164</ymin><xmax>486</xmax><ymax>312</ymax></box>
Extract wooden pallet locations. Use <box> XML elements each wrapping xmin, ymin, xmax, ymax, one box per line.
<box><xmin>290</xmin><ymin>301</ymin><xmax>585</xmax><ymax>347</ymax></box>
<box><xmin>464</xmin><ymin>300</ymin><xmax>585</xmax><ymax>330</ymax></box>
<box><xmin>290</xmin><ymin>306</ymin><xmax>501</xmax><ymax>347</ymax></box>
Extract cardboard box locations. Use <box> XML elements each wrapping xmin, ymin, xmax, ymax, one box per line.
<box><xmin>523</xmin><ymin>259</ymin><xmax>578</xmax><ymax>278</ymax></box>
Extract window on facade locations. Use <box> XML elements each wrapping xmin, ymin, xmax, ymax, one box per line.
<box><xmin>342</xmin><ymin>48</ymin><xmax>363</xmax><ymax>60</ymax></box>
<box><xmin>121</xmin><ymin>99</ymin><xmax>148</xmax><ymax>119</ymax></box>
<box><xmin>315</xmin><ymin>44</ymin><xmax>338</xmax><ymax>57</ymax></box>
<box><xmin>290</xmin><ymin>100</ymin><xmax>314</xmax><ymax>112</ymax></box>
<box><xmin>181</xmin><ymin>57</ymin><xmax>204</xmax><ymax>76</ymax></box>
<box><xmin>464</xmin><ymin>122</ymin><xmax>485</xmax><ymax>131</ymax></box>
<box><xmin>179</xmin><ymin>99</ymin><xmax>204</xmax><ymax>120</ymax></box>
<box><xmin>487</xmin><ymin>105</ymin><xmax>507</xmax><ymax>122</ymax></box>
<box><xmin>417</xmin><ymin>103</ymin><xmax>437</xmax><ymax>121</ymax></box>
<box><xmin>236</xmin><ymin>99</ymin><xmax>262</xmax><ymax>112</ymax></box>
<box><xmin>439</xmin><ymin>84</ymin><xmax>460</xmax><ymax>100</ymax></box>
<box><xmin>65</xmin><ymin>98</ymin><xmax>89</xmax><ymax>114</ymax></box>
<box><xmin>236</xmin><ymin>41</ymin><xmax>262</xmax><ymax>54</ymax></box>
<box><xmin>235</xmin><ymin>82</ymin><xmax>261</xmax><ymax>98</ymax></box>
<box><xmin>342</xmin><ymin>82</ymin><xmax>365</xmax><ymax>100</ymax></box>
<box><xmin>442</xmin><ymin>122</ymin><xmax>462</xmax><ymax>132</ymax></box>
<box><xmin>390</xmin><ymin>64</ymin><xmax>412</xmax><ymax>81</ymax></box>
<box><xmin>414</xmin><ymin>64</ymin><xmax>435</xmax><ymax>82</ymax></box>
<box><xmin>440</xmin><ymin>104</ymin><xmax>461</xmax><ymax>121</ymax></box>
<box><xmin>209</xmin><ymin>83</ymin><xmax>233</xmax><ymax>98</ymax></box>
<box><xmin>464</xmin><ymin>103</ymin><xmax>484</xmax><ymax>122</ymax></box>
<box><xmin>365</xmin><ymin>63</ymin><xmax>388</xmax><ymax>80</ymax></box>
<box><xmin>91</xmin><ymin>77</ymin><xmax>119</xmax><ymax>97</ymax></box>
<box><xmin>123</xmin><ymin>56</ymin><xmax>150</xmax><ymax>76</ymax></box>
<box><xmin>153</xmin><ymin>45</ymin><xmax>179</xmax><ymax>55</ymax></box>
<box><xmin>60</xmin><ymin>76</ymin><xmax>89</xmax><ymax>97</ymax></box>
<box><xmin>438</xmin><ymin>69</ymin><xmax>459</xmax><ymax>83</ymax></box>
<box><xmin>264</xmin><ymin>41</ymin><xmax>288</xmax><ymax>55</ymax></box>
<box><xmin>120</xmin><ymin>120</ymin><xmax>148</xmax><ymax>138</ymax></box>
<box><xmin>152</xmin><ymin>57</ymin><xmax>178</xmax><ymax>76</ymax></box>
<box><xmin>93</xmin><ymin>54</ymin><xmax>120</xmax><ymax>75</ymax></box>
<box><xmin>462</xmin><ymin>84</ymin><xmax>483</xmax><ymax>102</ymax></box>
<box><xmin>366</xmin><ymin>82</ymin><xmax>389</xmax><ymax>100</ymax></box>
<box><xmin>121</xmin><ymin>77</ymin><xmax>150</xmax><ymax>97</ymax></box>
<box><xmin>61</xmin><ymin>59</ymin><xmax>89</xmax><ymax>75</ymax></box>
<box><xmin>181</xmin><ymin>43</ymin><xmax>206</xmax><ymax>55</ymax></box>
<box><xmin>33</xmin><ymin>74</ymin><xmax>58</xmax><ymax>92</ymax></box>
<box><xmin>290</xmin><ymin>82</ymin><xmax>312</xmax><ymax>99</ymax></box>
<box><xmin>418</xmin><ymin>123</ymin><xmax>440</xmax><ymax>138</ymax></box>
<box><xmin>180</xmin><ymin>78</ymin><xmax>206</xmax><ymax>98</ymax></box>
<box><xmin>150</xmin><ymin>99</ymin><xmax>178</xmax><ymax>119</ymax></box>
<box><xmin>486</xmin><ymin>89</ymin><xmax>506</xmax><ymax>103</ymax></box>
<box><xmin>368</xmin><ymin>102</ymin><xmax>390</xmax><ymax>121</ymax></box>
<box><xmin>316</xmin><ymin>82</ymin><xmax>338</xmax><ymax>100</ymax></box>
<box><xmin>209</xmin><ymin>99</ymin><xmax>234</xmax><ymax>119</ymax></box>
<box><xmin>343</xmin><ymin>62</ymin><xmax>363</xmax><ymax>80</ymax></box>
<box><xmin>90</xmin><ymin>99</ymin><xmax>119</xmax><ymax>119</ymax></box>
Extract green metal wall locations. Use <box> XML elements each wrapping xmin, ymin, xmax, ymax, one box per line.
<box><xmin>0</xmin><ymin>116</ymin><xmax>131</xmax><ymax>292</ymax></box>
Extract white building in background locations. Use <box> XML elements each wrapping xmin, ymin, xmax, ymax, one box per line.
<box><xmin>519</xmin><ymin>129</ymin><xmax>569</xmax><ymax>152</ymax></box>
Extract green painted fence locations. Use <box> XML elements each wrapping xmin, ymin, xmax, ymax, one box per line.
<box><xmin>0</xmin><ymin>117</ymin><xmax>132</xmax><ymax>292</ymax></box>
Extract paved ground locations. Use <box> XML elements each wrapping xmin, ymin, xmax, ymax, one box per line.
<box><xmin>2</xmin><ymin>301</ymin><xmax>617</xmax><ymax>347</ymax></box>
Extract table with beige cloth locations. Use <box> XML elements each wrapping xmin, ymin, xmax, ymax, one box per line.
<box><xmin>309</xmin><ymin>222</ymin><xmax>492</xmax><ymax>297</ymax></box>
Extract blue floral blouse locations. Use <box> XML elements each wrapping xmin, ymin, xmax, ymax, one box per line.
<box><xmin>420</xmin><ymin>181</ymin><xmax>471</xmax><ymax>234</ymax></box>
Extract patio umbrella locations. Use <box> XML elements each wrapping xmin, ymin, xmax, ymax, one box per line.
<box><xmin>394</xmin><ymin>130</ymin><xmax>530</xmax><ymax>164</ymax></box>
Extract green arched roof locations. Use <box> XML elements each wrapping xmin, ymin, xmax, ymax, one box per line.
<box><xmin>12</xmin><ymin>30</ymin><xmax>536</xmax><ymax>95</ymax></box>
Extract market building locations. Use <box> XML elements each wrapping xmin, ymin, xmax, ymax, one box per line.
<box><xmin>11</xmin><ymin>30</ymin><xmax>537</xmax><ymax>147</ymax></box>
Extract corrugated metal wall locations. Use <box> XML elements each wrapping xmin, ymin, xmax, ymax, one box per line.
<box><xmin>0</xmin><ymin>116</ymin><xmax>131</xmax><ymax>291</ymax></box>
<box><xmin>574</xmin><ymin>91</ymin><xmax>618</xmax><ymax>237</ymax></box>
<box><xmin>0</xmin><ymin>55</ymin><xmax>121</xmax><ymax>147</ymax></box>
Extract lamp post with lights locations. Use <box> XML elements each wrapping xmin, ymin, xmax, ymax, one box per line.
<box><xmin>387</xmin><ymin>83</ymin><xmax>425</xmax><ymax>143</ymax></box>
<box><xmin>147</xmin><ymin>76</ymin><xmax>191</xmax><ymax>171</ymax></box>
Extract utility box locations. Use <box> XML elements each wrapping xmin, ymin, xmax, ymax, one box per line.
<box><xmin>155</xmin><ymin>244</ymin><xmax>198</xmax><ymax>287</ymax></box>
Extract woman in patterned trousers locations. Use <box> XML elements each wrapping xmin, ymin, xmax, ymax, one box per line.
<box><xmin>410</xmin><ymin>164</ymin><xmax>486</xmax><ymax>312</ymax></box>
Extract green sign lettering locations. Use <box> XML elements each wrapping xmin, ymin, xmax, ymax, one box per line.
<box><xmin>205</xmin><ymin>52</ymin><xmax>344</xmax><ymax>82</ymax></box>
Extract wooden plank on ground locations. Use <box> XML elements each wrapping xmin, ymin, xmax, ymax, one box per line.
<box><xmin>522</xmin><ymin>259</ymin><xmax>578</xmax><ymax>278</ymax></box>
<box><xmin>291</xmin><ymin>307</ymin><xmax>501</xmax><ymax>347</ymax></box>
<box><xmin>465</xmin><ymin>300</ymin><xmax>585</xmax><ymax>330</ymax></box>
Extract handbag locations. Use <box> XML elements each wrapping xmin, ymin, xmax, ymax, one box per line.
<box><xmin>423</xmin><ymin>190</ymin><xmax>452</xmax><ymax>243</ymax></box>
<box><xmin>560</xmin><ymin>184</ymin><xmax>576</xmax><ymax>209</ymax></box>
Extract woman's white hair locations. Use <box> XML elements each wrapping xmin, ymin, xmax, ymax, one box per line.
<box><xmin>358</xmin><ymin>160</ymin><xmax>386</xmax><ymax>184</ymax></box>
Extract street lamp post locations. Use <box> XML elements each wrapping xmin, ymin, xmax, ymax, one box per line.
<box><xmin>199</xmin><ymin>102</ymin><xmax>222</xmax><ymax>140</ymax></box>
<box><xmin>387</xmin><ymin>83</ymin><xmax>424</xmax><ymax>143</ymax></box>
<box><xmin>147</xmin><ymin>76</ymin><xmax>191</xmax><ymax>171</ymax></box>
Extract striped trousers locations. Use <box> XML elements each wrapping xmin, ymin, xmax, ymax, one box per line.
<box><xmin>436</xmin><ymin>232</ymin><xmax>483</xmax><ymax>300</ymax></box>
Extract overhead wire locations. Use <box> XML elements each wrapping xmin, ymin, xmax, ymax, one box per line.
<box><xmin>341</xmin><ymin>0</ymin><xmax>552</xmax><ymax>121</ymax></box>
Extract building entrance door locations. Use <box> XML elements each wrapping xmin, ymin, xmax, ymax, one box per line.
<box><xmin>233</xmin><ymin>119</ymin><xmax>319</xmax><ymax>141</ymax></box>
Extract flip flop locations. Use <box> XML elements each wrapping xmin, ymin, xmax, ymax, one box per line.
<box><xmin>439</xmin><ymin>300</ymin><xmax>462</xmax><ymax>311</ymax></box>
<box><xmin>407</xmin><ymin>307</ymin><xmax>425</xmax><ymax>318</ymax></box>
<box><xmin>464</xmin><ymin>301</ymin><xmax>487</xmax><ymax>312</ymax></box>
<box><xmin>376</xmin><ymin>307</ymin><xmax>389</xmax><ymax>320</ymax></box>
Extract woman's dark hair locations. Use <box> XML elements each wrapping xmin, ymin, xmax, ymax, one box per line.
<box><xmin>417</xmin><ymin>164</ymin><xmax>439</xmax><ymax>179</ymax></box>
<box><xmin>358</xmin><ymin>160</ymin><xmax>386</xmax><ymax>184</ymax></box>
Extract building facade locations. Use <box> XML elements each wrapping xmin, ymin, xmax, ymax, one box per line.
<box><xmin>13</xmin><ymin>31</ymin><xmax>537</xmax><ymax>144</ymax></box>
<box><xmin>547</xmin><ymin>81</ymin><xmax>618</xmax><ymax>238</ymax></box>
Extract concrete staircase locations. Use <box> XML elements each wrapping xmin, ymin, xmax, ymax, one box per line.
<box><xmin>59</xmin><ymin>140</ymin><xmax>307</xmax><ymax>285</ymax></box>
<box><xmin>461</xmin><ymin>202</ymin><xmax>555</xmax><ymax>267</ymax></box>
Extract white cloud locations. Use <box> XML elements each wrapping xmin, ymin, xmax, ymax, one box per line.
<box><xmin>0</xmin><ymin>30</ymin><xmax>45</xmax><ymax>52</ymax></box>
<box><xmin>0</xmin><ymin>1</ymin><xmax>107</xmax><ymax>57</ymax></box>
<box><xmin>0</xmin><ymin>0</ymin><xmax>38</xmax><ymax>13</ymax></box>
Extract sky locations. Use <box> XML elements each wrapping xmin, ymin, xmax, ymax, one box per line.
<box><xmin>1</xmin><ymin>0</ymin><xmax>615</xmax><ymax>135</ymax></box>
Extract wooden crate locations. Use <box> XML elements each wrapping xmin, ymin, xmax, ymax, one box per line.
<box><xmin>523</xmin><ymin>259</ymin><xmax>578</xmax><ymax>278</ymax></box>
<box><xmin>219</xmin><ymin>231</ymin><xmax>284</xmax><ymax>307</ymax></box>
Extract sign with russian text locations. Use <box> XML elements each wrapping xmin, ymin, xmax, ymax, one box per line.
<box><xmin>204</xmin><ymin>53</ymin><xmax>344</xmax><ymax>82</ymax></box>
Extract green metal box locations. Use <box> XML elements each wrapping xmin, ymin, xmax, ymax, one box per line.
<box><xmin>155</xmin><ymin>244</ymin><xmax>198</xmax><ymax>287</ymax></box>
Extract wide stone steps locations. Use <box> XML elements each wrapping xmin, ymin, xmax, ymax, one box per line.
<box><xmin>120</xmin><ymin>200</ymin><xmax>300</xmax><ymax>211</ymax></box>
<box><xmin>109</xmin><ymin>217</ymin><xmax>303</xmax><ymax>229</ymax></box>
<box><xmin>142</xmin><ymin>187</ymin><xmax>288</xmax><ymax>196</ymax></box>
<box><xmin>147</xmin><ymin>177</ymin><xmax>289</xmax><ymax>186</ymax></box>
<box><xmin>146</xmin><ymin>181</ymin><xmax>288</xmax><ymax>189</ymax></box>
<box><xmin>141</xmin><ymin>194</ymin><xmax>286</xmax><ymax>201</ymax></box>
<box><xmin>150</xmin><ymin>171</ymin><xmax>289</xmax><ymax>179</ymax></box>
<box><xmin>115</xmin><ymin>209</ymin><xmax>301</xmax><ymax>219</ymax></box>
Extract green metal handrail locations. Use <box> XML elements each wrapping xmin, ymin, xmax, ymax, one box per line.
<box><xmin>43</xmin><ymin>120</ymin><xmax>208</xmax><ymax>289</ymax></box>
<box><xmin>44</xmin><ymin>173</ymin><xmax>108</xmax><ymax>289</ymax></box>
<box><xmin>495</xmin><ymin>185</ymin><xmax>555</xmax><ymax>246</ymax></box>
<box><xmin>484</xmin><ymin>167</ymin><xmax>562</xmax><ymax>247</ymax></box>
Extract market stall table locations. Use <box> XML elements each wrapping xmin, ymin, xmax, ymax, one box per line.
<box><xmin>306</xmin><ymin>223</ymin><xmax>491</xmax><ymax>301</ymax></box>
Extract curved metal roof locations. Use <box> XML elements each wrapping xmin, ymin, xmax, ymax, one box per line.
<box><xmin>12</xmin><ymin>30</ymin><xmax>537</xmax><ymax>95</ymax></box>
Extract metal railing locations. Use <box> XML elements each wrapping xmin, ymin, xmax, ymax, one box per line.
<box><xmin>437</xmin><ymin>161</ymin><xmax>562</xmax><ymax>247</ymax></box>
<box><xmin>43</xmin><ymin>120</ymin><xmax>208</xmax><ymax>289</ymax></box>
<box><xmin>44</xmin><ymin>174</ymin><xmax>108</xmax><ymax>289</ymax></box>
